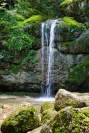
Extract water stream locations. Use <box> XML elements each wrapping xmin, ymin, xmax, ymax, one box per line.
<box><xmin>41</xmin><ymin>20</ymin><xmax>58</xmax><ymax>97</ymax></box>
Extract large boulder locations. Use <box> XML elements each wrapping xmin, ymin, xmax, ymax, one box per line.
<box><xmin>54</xmin><ymin>89</ymin><xmax>87</xmax><ymax>111</ymax></box>
<box><xmin>41</xmin><ymin>107</ymin><xmax>89</xmax><ymax>133</ymax></box>
<box><xmin>1</xmin><ymin>107</ymin><xmax>40</xmax><ymax>133</ymax></box>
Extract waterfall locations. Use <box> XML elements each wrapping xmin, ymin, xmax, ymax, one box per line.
<box><xmin>41</xmin><ymin>20</ymin><xmax>58</xmax><ymax>97</ymax></box>
<box><xmin>41</xmin><ymin>23</ymin><xmax>45</xmax><ymax>94</ymax></box>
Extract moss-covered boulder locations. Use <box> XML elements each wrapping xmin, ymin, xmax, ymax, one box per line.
<box><xmin>41</xmin><ymin>107</ymin><xmax>89</xmax><ymax>133</ymax></box>
<box><xmin>54</xmin><ymin>89</ymin><xmax>86</xmax><ymax>111</ymax></box>
<box><xmin>40</xmin><ymin>102</ymin><xmax>54</xmax><ymax>113</ymax></box>
<box><xmin>41</xmin><ymin>109</ymin><xmax>57</xmax><ymax>124</ymax></box>
<box><xmin>1</xmin><ymin>107</ymin><xmax>40</xmax><ymax>133</ymax></box>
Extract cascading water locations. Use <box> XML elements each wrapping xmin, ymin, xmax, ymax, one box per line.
<box><xmin>41</xmin><ymin>23</ymin><xmax>45</xmax><ymax>94</ymax></box>
<box><xmin>41</xmin><ymin>20</ymin><xmax>58</xmax><ymax>97</ymax></box>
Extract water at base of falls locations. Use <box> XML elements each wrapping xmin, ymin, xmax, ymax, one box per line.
<box><xmin>35</xmin><ymin>97</ymin><xmax>55</xmax><ymax>102</ymax></box>
<box><xmin>41</xmin><ymin>20</ymin><xmax>58</xmax><ymax>97</ymax></box>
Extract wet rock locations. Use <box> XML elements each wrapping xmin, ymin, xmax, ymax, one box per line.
<box><xmin>54</xmin><ymin>89</ymin><xmax>87</xmax><ymax>111</ymax></box>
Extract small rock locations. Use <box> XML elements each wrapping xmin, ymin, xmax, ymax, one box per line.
<box><xmin>41</xmin><ymin>125</ymin><xmax>52</xmax><ymax>133</ymax></box>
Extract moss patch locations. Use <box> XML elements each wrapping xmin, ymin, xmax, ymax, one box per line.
<box><xmin>41</xmin><ymin>109</ymin><xmax>57</xmax><ymax>124</ymax></box>
<box><xmin>40</xmin><ymin>102</ymin><xmax>54</xmax><ymax>113</ymax></box>
<box><xmin>51</xmin><ymin>107</ymin><xmax>89</xmax><ymax>133</ymax></box>
<box><xmin>1</xmin><ymin>106</ymin><xmax>40</xmax><ymax>133</ymax></box>
<box><xmin>68</xmin><ymin>59</ymin><xmax>89</xmax><ymax>84</ymax></box>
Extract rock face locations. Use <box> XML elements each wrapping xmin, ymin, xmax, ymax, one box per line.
<box><xmin>0</xmin><ymin>20</ymin><xmax>89</xmax><ymax>93</ymax></box>
<box><xmin>1</xmin><ymin>107</ymin><xmax>40</xmax><ymax>133</ymax></box>
<box><xmin>0</xmin><ymin>50</ymin><xmax>42</xmax><ymax>93</ymax></box>
<box><xmin>0</xmin><ymin>48</ymin><xmax>89</xmax><ymax>93</ymax></box>
<box><xmin>54</xmin><ymin>89</ymin><xmax>88</xmax><ymax>111</ymax></box>
<box><xmin>41</xmin><ymin>107</ymin><xmax>89</xmax><ymax>133</ymax></box>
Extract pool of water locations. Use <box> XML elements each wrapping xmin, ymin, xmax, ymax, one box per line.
<box><xmin>35</xmin><ymin>97</ymin><xmax>55</xmax><ymax>102</ymax></box>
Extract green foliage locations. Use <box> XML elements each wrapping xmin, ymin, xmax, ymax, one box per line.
<box><xmin>28</xmin><ymin>0</ymin><xmax>60</xmax><ymax>17</ymax></box>
<box><xmin>60</xmin><ymin>0</ymin><xmax>89</xmax><ymax>22</ymax></box>
<box><xmin>0</xmin><ymin>3</ymin><xmax>40</xmax><ymax>72</ymax></box>
<box><xmin>57</xmin><ymin>18</ymin><xmax>84</xmax><ymax>43</ymax></box>
<box><xmin>0</xmin><ymin>0</ymin><xmax>89</xmax><ymax>77</ymax></box>
<box><xmin>63</xmin><ymin>17</ymin><xmax>84</xmax><ymax>28</ymax></box>
<box><xmin>22</xmin><ymin>50</ymin><xmax>37</xmax><ymax>64</ymax></box>
<box><xmin>7</xmin><ymin>29</ymin><xmax>35</xmax><ymax>51</ymax></box>
<box><xmin>60</xmin><ymin>0</ymin><xmax>83</xmax><ymax>6</ymax></box>
<box><xmin>15</xmin><ymin>0</ymin><xmax>31</xmax><ymax>18</ymax></box>
<box><xmin>23</xmin><ymin>15</ymin><xmax>45</xmax><ymax>25</ymax></box>
<box><xmin>0</xmin><ymin>9</ymin><xmax>20</xmax><ymax>27</ymax></box>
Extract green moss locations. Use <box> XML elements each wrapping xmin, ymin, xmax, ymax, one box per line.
<box><xmin>61</xmin><ymin>41</ymin><xmax>75</xmax><ymax>48</ymax></box>
<box><xmin>68</xmin><ymin>59</ymin><xmax>89</xmax><ymax>84</ymax></box>
<box><xmin>1</xmin><ymin>107</ymin><xmax>40</xmax><ymax>133</ymax></box>
<box><xmin>61</xmin><ymin>31</ymin><xmax>89</xmax><ymax>53</ymax></box>
<box><xmin>60</xmin><ymin>0</ymin><xmax>84</xmax><ymax>7</ymax></box>
<box><xmin>54</xmin><ymin>96</ymin><xmax>85</xmax><ymax>111</ymax></box>
<box><xmin>51</xmin><ymin>107</ymin><xmax>89</xmax><ymax>133</ymax></box>
<box><xmin>63</xmin><ymin>17</ymin><xmax>83</xmax><ymax>28</ymax></box>
<box><xmin>80</xmin><ymin>107</ymin><xmax>89</xmax><ymax>117</ymax></box>
<box><xmin>65</xmin><ymin>99</ymin><xmax>80</xmax><ymax>107</ymax></box>
<box><xmin>23</xmin><ymin>15</ymin><xmax>45</xmax><ymax>24</ymax></box>
<box><xmin>40</xmin><ymin>102</ymin><xmax>54</xmax><ymax>113</ymax></box>
<box><xmin>76</xmin><ymin>30</ymin><xmax>89</xmax><ymax>49</ymax></box>
<box><xmin>41</xmin><ymin>110</ymin><xmax>57</xmax><ymax>124</ymax></box>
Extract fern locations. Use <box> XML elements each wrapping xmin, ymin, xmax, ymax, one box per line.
<box><xmin>63</xmin><ymin>17</ymin><xmax>84</xmax><ymax>28</ymax></box>
<box><xmin>7</xmin><ymin>29</ymin><xmax>35</xmax><ymax>51</ymax></box>
<box><xmin>23</xmin><ymin>15</ymin><xmax>45</xmax><ymax>25</ymax></box>
<box><xmin>61</xmin><ymin>0</ymin><xmax>84</xmax><ymax>6</ymax></box>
